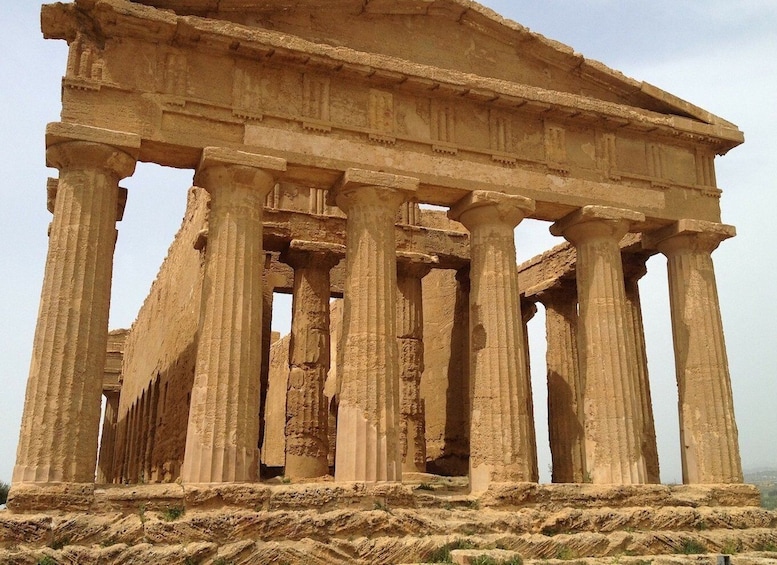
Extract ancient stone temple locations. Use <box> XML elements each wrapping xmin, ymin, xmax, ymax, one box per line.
<box><xmin>4</xmin><ymin>1</ymin><xmax>776</xmax><ymax>563</ymax></box>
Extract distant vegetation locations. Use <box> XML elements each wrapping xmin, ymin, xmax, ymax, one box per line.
<box><xmin>744</xmin><ymin>469</ymin><xmax>777</xmax><ymax>510</ymax></box>
<box><xmin>0</xmin><ymin>481</ymin><xmax>9</xmax><ymax>505</ymax></box>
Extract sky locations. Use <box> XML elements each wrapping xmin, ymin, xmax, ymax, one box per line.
<box><xmin>0</xmin><ymin>1</ymin><xmax>775</xmax><ymax>485</ymax></box>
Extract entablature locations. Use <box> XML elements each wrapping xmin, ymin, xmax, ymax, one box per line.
<box><xmin>42</xmin><ymin>0</ymin><xmax>739</xmax><ymax>227</ymax></box>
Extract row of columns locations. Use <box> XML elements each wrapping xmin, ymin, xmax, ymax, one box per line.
<box><xmin>12</xmin><ymin>124</ymin><xmax>742</xmax><ymax>492</ymax></box>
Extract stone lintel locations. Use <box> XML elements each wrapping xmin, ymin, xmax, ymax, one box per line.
<box><xmin>197</xmin><ymin>147</ymin><xmax>287</xmax><ymax>176</ymax></box>
<box><xmin>397</xmin><ymin>251</ymin><xmax>439</xmax><ymax>266</ymax></box>
<box><xmin>448</xmin><ymin>190</ymin><xmax>535</xmax><ymax>224</ymax></box>
<box><xmin>263</xmin><ymin>208</ymin><xmax>469</xmax><ymax>269</ymax></box>
<box><xmin>550</xmin><ymin>205</ymin><xmax>645</xmax><ymax>237</ymax></box>
<box><xmin>45</xmin><ymin>122</ymin><xmax>141</xmax><ymax>160</ymax></box>
<box><xmin>643</xmin><ymin>219</ymin><xmax>736</xmax><ymax>250</ymax></box>
<box><xmin>287</xmin><ymin>239</ymin><xmax>346</xmax><ymax>257</ymax></box>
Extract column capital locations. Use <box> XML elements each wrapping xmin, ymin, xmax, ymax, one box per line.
<box><xmin>533</xmin><ymin>277</ymin><xmax>577</xmax><ymax>307</ymax></box>
<box><xmin>195</xmin><ymin>147</ymin><xmax>286</xmax><ymax>195</ymax></box>
<box><xmin>329</xmin><ymin>168</ymin><xmax>418</xmax><ymax>212</ymax></box>
<box><xmin>521</xmin><ymin>298</ymin><xmax>538</xmax><ymax>325</ymax></box>
<box><xmin>621</xmin><ymin>252</ymin><xmax>650</xmax><ymax>283</ymax></box>
<box><xmin>46</xmin><ymin>122</ymin><xmax>141</xmax><ymax>158</ymax></box>
<box><xmin>448</xmin><ymin>190</ymin><xmax>535</xmax><ymax>230</ymax></box>
<box><xmin>397</xmin><ymin>251</ymin><xmax>438</xmax><ymax>279</ymax></box>
<box><xmin>280</xmin><ymin>239</ymin><xmax>345</xmax><ymax>270</ymax></box>
<box><xmin>551</xmin><ymin>205</ymin><xmax>644</xmax><ymax>242</ymax></box>
<box><xmin>643</xmin><ymin>219</ymin><xmax>735</xmax><ymax>255</ymax></box>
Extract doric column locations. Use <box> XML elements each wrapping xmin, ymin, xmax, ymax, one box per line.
<box><xmin>397</xmin><ymin>252</ymin><xmax>437</xmax><ymax>473</ymax></box>
<box><xmin>622</xmin><ymin>253</ymin><xmax>661</xmax><ymax>484</ymax></box>
<box><xmin>551</xmin><ymin>205</ymin><xmax>647</xmax><ymax>485</ymax></box>
<box><xmin>449</xmin><ymin>190</ymin><xmax>538</xmax><ymax>492</ymax></box>
<box><xmin>13</xmin><ymin>123</ymin><xmax>138</xmax><ymax>484</ymax></box>
<box><xmin>257</xmin><ymin>252</ymin><xmax>275</xmax><ymax>478</ymax></box>
<box><xmin>331</xmin><ymin>169</ymin><xmax>417</xmax><ymax>482</ymax></box>
<box><xmin>96</xmin><ymin>391</ymin><xmax>120</xmax><ymax>484</ymax></box>
<box><xmin>520</xmin><ymin>298</ymin><xmax>540</xmax><ymax>482</ymax></box>
<box><xmin>280</xmin><ymin>240</ymin><xmax>344</xmax><ymax>479</ymax></box>
<box><xmin>181</xmin><ymin>148</ymin><xmax>286</xmax><ymax>483</ymax></box>
<box><xmin>645</xmin><ymin>220</ymin><xmax>742</xmax><ymax>483</ymax></box>
<box><xmin>537</xmin><ymin>280</ymin><xmax>586</xmax><ymax>484</ymax></box>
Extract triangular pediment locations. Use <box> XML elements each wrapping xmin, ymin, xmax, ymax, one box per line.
<box><xmin>129</xmin><ymin>0</ymin><xmax>732</xmax><ymax>127</ymax></box>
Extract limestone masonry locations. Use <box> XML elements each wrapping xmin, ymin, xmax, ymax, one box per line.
<box><xmin>5</xmin><ymin>1</ymin><xmax>775</xmax><ymax>563</ymax></box>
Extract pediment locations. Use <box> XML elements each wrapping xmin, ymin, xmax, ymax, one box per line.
<box><xmin>127</xmin><ymin>0</ymin><xmax>732</xmax><ymax>127</ymax></box>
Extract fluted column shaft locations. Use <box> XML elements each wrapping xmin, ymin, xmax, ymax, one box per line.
<box><xmin>281</xmin><ymin>241</ymin><xmax>343</xmax><ymax>479</ymax></box>
<box><xmin>96</xmin><ymin>391</ymin><xmax>120</xmax><ymax>484</ymax></box>
<box><xmin>332</xmin><ymin>169</ymin><xmax>417</xmax><ymax>482</ymax></box>
<box><xmin>13</xmin><ymin>125</ymin><xmax>137</xmax><ymax>485</ymax></box>
<box><xmin>539</xmin><ymin>280</ymin><xmax>586</xmax><ymax>483</ymax></box>
<box><xmin>551</xmin><ymin>206</ymin><xmax>647</xmax><ymax>485</ymax></box>
<box><xmin>449</xmin><ymin>190</ymin><xmax>538</xmax><ymax>492</ymax></box>
<box><xmin>622</xmin><ymin>254</ymin><xmax>660</xmax><ymax>484</ymax></box>
<box><xmin>182</xmin><ymin>148</ymin><xmax>285</xmax><ymax>483</ymax></box>
<box><xmin>648</xmin><ymin>220</ymin><xmax>742</xmax><ymax>483</ymax></box>
<box><xmin>397</xmin><ymin>254</ymin><xmax>436</xmax><ymax>473</ymax></box>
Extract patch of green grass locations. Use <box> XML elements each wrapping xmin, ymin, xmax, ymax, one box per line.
<box><xmin>756</xmin><ymin>540</ymin><xmax>777</xmax><ymax>552</ymax></box>
<box><xmin>694</xmin><ymin>519</ymin><xmax>708</xmax><ymax>531</ymax></box>
<box><xmin>37</xmin><ymin>557</ymin><xmax>57</xmax><ymax>565</ymax></box>
<box><xmin>555</xmin><ymin>546</ymin><xmax>575</xmax><ymax>560</ymax></box>
<box><xmin>466</xmin><ymin>499</ymin><xmax>481</xmax><ymax>510</ymax></box>
<box><xmin>161</xmin><ymin>505</ymin><xmax>185</xmax><ymax>521</ymax></box>
<box><xmin>0</xmin><ymin>481</ymin><xmax>9</xmax><ymax>505</ymax></box>
<box><xmin>50</xmin><ymin>537</ymin><xmax>70</xmax><ymax>550</ymax></box>
<box><xmin>541</xmin><ymin>526</ymin><xmax>560</xmax><ymax>537</ymax></box>
<box><xmin>720</xmin><ymin>538</ymin><xmax>742</xmax><ymax>554</ymax></box>
<box><xmin>212</xmin><ymin>559</ymin><xmax>232</xmax><ymax>565</ymax></box>
<box><xmin>373</xmin><ymin>500</ymin><xmax>392</xmax><ymax>513</ymax></box>
<box><xmin>427</xmin><ymin>539</ymin><xmax>476</xmax><ymax>563</ymax></box>
<box><xmin>632</xmin><ymin>560</ymin><xmax>653</xmax><ymax>565</ymax></box>
<box><xmin>416</xmin><ymin>482</ymin><xmax>434</xmax><ymax>491</ymax></box>
<box><xmin>677</xmin><ymin>538</ymin><xmax>706</xmax><ymax>555</ymax></box>
<box><xmin>137</xmin><ymin>503</ymin><xmax>147</xmax><ymax>524</ymax></box>
<box><xmin>469</xmin><ymin>556</ymin><xmax>522</xmax><ymax>565</ymax></box>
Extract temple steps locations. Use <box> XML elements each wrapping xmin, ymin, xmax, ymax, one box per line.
<box><xmin>1</xmin><ymin>482</ymin><xmax>775</xmax><ymax>564</ymax></box>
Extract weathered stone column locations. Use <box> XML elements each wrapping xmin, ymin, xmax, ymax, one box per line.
<box><xmin>622</xmin><ymin>253</ymin><xmax>661</xmax><ymax>484</ymax></box>
<box><xmin>181</xmin><ymin>148</ymin><xmax>286</xmax><ymax>484</ymax></box>
<box><xmin>449</xmin><ymin>190</ymin><xmax>538</xmax><ymax>492</ymax></box>
<box><xmin>13</xmin><ymin>123</ymin><xmax>138</xmax><ymax>485</ymax></box>
<box><xmin>551</xmin><ymin>206</ymin><xmax>647</xmax><ymax>485</ymax></box>
<box><xmin>331</xmin><ymin>169</ymin><xmax>417</xmax><ymax>483</ymax></box>
<box><xmin>280</xmin><ymin>240</ymin><xmax>344</xmax><ymax>479</ymax></box>
<box><xmin>537</xmin><ymin>280</ymin><xmax>586</xmax><ymax>484</ymax></box>
<box><xmin>520</xmin><ymin>298</ymin><xmax>540</xmax><ymax>481</ymax></box>
<box><xmin>96</xmin><ymin>391</ymin><xmax>120</xmax><ymax>484</ymax></box>
<box><xmin>397</xmin><ymin>252</ymin><xmax>437</xmax><ymax>473</ymax></box>
<box><xmin>645</xmin><ymin>220</ymin><xmax>742</xmax><ymax>483</ymax></box>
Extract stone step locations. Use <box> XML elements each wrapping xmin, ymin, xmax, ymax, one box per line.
<box><xmin>3</xmin><ymin>505</ymin><xmax>774</xmax><ymax>549</ymax></box>
<box><xmin>1</xmin><ymin>528</ymin><xmax>776</xmax><ymax>564</ymax></box>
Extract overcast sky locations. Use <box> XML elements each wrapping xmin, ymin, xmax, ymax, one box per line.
<box><xmin>0</xmin><ymin>1</ymin><xmax>775</xmax><ymax>485</ymax></box>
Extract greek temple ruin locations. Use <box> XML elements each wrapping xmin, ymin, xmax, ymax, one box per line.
<box><xmin>7</xmin><ymin>1</ymin><xmax>771</xmax><ymax>563</ymax></box>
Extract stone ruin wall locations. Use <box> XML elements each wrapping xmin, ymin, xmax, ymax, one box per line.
<box><xmin>114</xmin><ymin>187</ymin><xmax>207</xmax><ymax>483</ymax></box>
